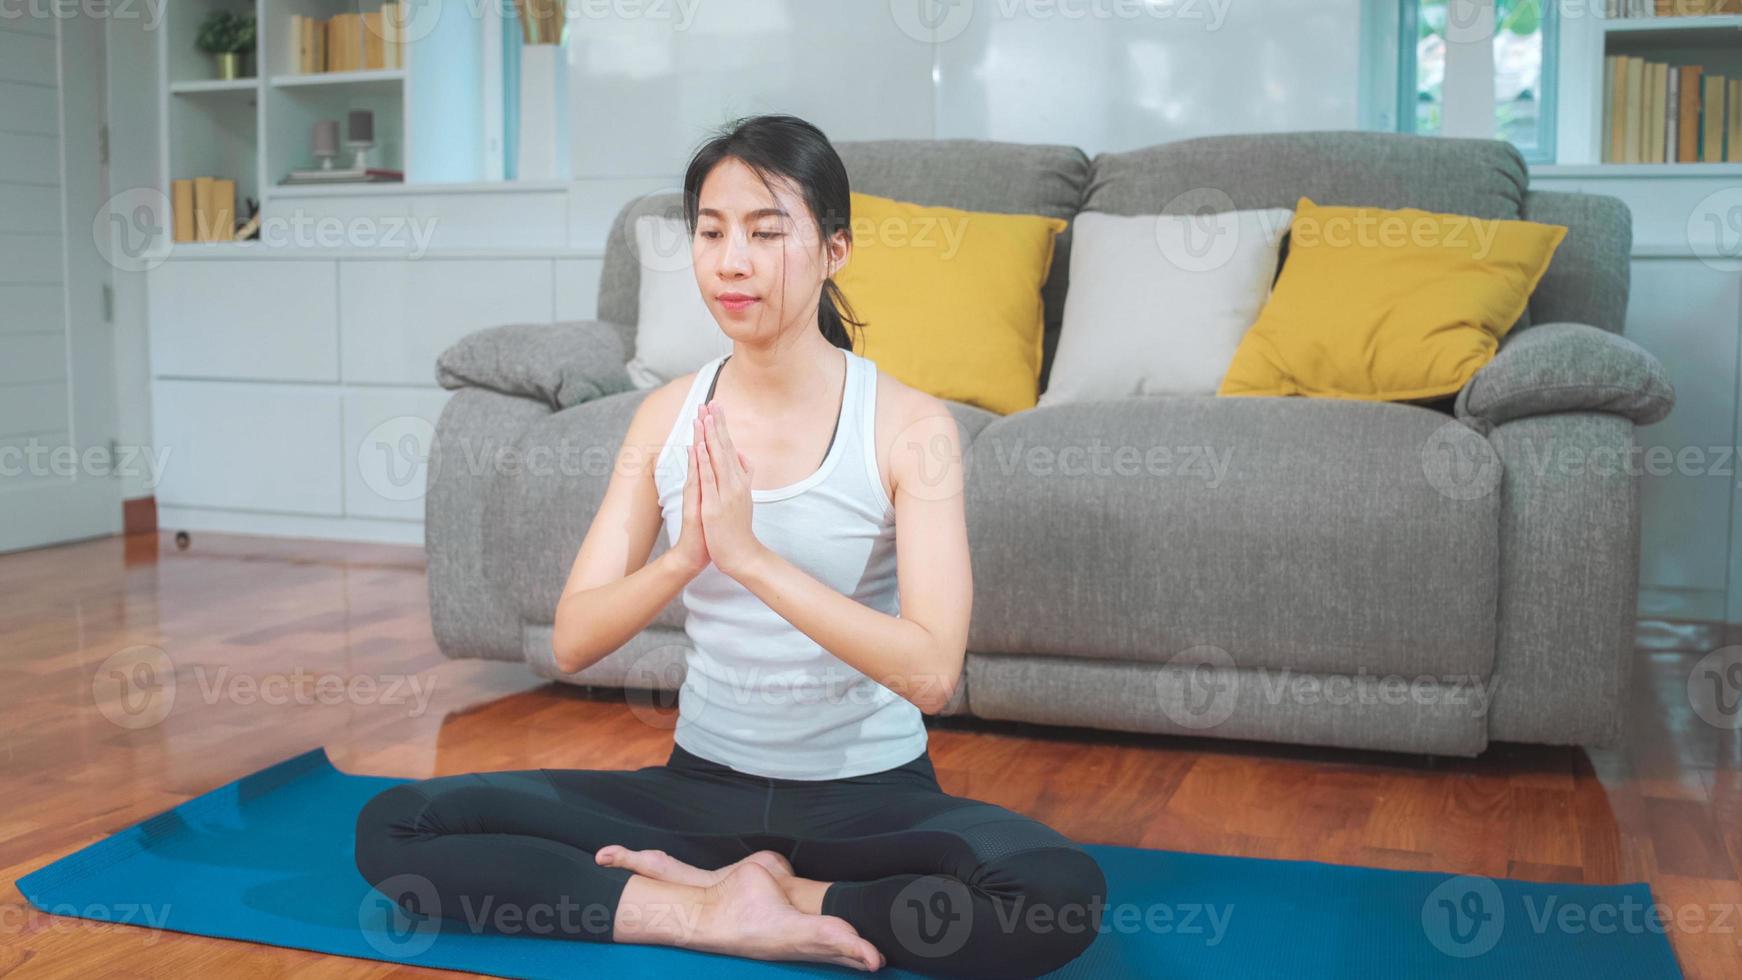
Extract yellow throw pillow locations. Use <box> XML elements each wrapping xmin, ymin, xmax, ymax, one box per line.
<box><xmin>1216</xmin><ymin>196</ymin><xmax>1567</xmax><ymax>402</ymax></box>
<box><xmin>835</xmin><ymin>191</ymin><xmax>1067</xmax><ymax>415</ymax></box>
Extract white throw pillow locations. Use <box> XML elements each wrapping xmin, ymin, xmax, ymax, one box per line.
<box><xmin>1038</xmin><ymin>207</ymin><xmax>1294</xmax><ymax>405</ymax></box>
<box><xmin>623</xmin><ymin>214</ymin><xmax>732</xmax><ymax>389</ymax></box>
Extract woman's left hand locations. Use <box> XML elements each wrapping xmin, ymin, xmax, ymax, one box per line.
<box><xmin>694</xmin><ymin>402</ymin><xmax>766</xmax><ymax>580</ymax></box>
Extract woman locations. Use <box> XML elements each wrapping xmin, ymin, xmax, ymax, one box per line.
<box><xmin>354</xmin><ymin>114</ymin><xmax>1106</xmax><ymax>978</ymax></box>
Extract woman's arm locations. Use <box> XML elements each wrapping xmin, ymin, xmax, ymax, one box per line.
<box><xmin>551</xmin><ymin>382</ymin><xmax>701</xmax><ymax>675</ymax></box>
<box><xmin>719</xmin><ymin>390</ymin><xmax>972</xmax><ymax>714</ymax></box>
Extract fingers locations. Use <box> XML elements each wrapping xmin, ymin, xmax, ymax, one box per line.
<box><xmin>693</xmin><ymin>417</ymin><xmax>718</xmax><ymax>496</ymax></box>
<box><xmin>701</xmin><ymin>403</ymin><xmax>745</xmax><ymax>485</ymax></box>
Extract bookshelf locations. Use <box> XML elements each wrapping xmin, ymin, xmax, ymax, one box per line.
<box><xmin>1590</xmin><ymin>10</ymin><xmax>1742</xmax><ymax>167</ymax></box>
<box><xmin>157</xmin><ymin>0</ymin><xmax>488</xmax><ymax>239</ymax></box>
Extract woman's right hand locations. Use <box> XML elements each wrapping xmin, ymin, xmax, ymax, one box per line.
<box><xmin>670</xmin><ymin>434</ymin><xmax>711</xmax><ymax>577</ymax></box>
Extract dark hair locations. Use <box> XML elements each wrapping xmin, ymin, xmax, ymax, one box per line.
<box><xmin>681</xmin><ymin>114</ymin><xmax>866</xmax><ymax>351</ymax></box>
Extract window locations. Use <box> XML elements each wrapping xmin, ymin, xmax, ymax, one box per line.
<box><xmin>1397</xmin><ymin>0</ymin><xmax>1557</xmax><ymax>162</ymax></box>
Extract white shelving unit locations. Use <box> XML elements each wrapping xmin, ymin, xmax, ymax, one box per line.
<box><xmin>155</xmin><ymin>0</ymin><xmax>488</xmax><ymax>221</ymax></box>
<box><xmin>1558</xmin><ymin>9</ymin><xmax>1742</xmax><ymax>168</ymax></box>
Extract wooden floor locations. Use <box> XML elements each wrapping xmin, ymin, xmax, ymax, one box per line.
<box><xmin>1</xmin><ymin>530</ymin><xmax>1738</xmax><ymax>978</ymax></box>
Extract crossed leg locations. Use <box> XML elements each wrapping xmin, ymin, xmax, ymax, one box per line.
<box><xmin>352</xmin><ymin>764</ymin><xmax>882</xmax><ymax>970</ymax></box>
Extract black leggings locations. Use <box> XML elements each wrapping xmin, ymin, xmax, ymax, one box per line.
<box><xmin>354</xmin><ymin>741</ymin><xmax>1107</xmax><ymax>978</ymax></box>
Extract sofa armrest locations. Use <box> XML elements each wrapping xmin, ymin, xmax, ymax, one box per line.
<box><xmin>1453</xmin><ymin>321</ymin><xmax>1674</xmax><ymax>428</ymax></box>
<box><xmin>436</xmin><ymin>319</ymin><xmax>635</xmax><ymax>411</ymax></box>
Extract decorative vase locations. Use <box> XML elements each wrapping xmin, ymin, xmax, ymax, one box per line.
<box><xmin>215</xmin><ymin>52</ymin><xmax>240</xmax><ymax>80</ymax></box>
<box><xmin>515</xmin><ymin>44</ymin><xmax>570</xmax><ymax>180</ymax></box>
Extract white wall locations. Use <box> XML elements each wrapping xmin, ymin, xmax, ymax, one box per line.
<box><xmin>565</xmin><ymin>0</ymin><xmax>1364</xmax><ymax>179</ymax></box>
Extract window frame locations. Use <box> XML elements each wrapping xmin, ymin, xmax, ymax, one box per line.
<box><xmin>1394</xmin><ymin>0</ymin><xmax>1558</xmax><ymax>164</ymax></box>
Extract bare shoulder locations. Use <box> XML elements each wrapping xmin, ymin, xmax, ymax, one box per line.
<box><xmin>872</xmin><ymin>370</ymin><xmax>962</xmax><ymax>501</ymax></box>
<box><xmin>618</xmin><ymin>373</ymin><xmax>696</xmax><ymax>477</ymax></box>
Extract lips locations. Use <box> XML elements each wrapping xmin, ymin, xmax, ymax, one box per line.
<box><xmin>717</xmin><ymin>292</ymin><xmax>758</xmax><ymax>311</ymax></box>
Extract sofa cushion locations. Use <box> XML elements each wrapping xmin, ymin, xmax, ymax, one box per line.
<box><xmin>1040</xmin><ymin>207</ymin><xmax>1293</xmax><ymax>404</ymax></box>
<box><xmin>963</xmin><ymin>396</ymin><xmax>1501</xmax><ymax>680</ymax></box>
<box><xmin>1084</xmin><ymin>130</ymin><xmax>1535</xmax><ymax>333</ymax></box>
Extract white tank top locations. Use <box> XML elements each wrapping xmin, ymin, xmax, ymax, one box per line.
<box><xmin>653</xmin><ymin>346</ymin><xmax>928</xmax><ymax>781</ymax></box>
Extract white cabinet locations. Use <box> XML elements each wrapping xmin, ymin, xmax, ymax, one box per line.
<box><xmin>151</xmin><ymin>379</ymin><xmax>344</xmax><ymax>514</ymax></box>
<box><xmin>146</xmin><ymin>248</ymin><xmax>601</xmax><ymax>544</ymax></box>
<box><xmin>147</xmin><ymin>259</ymin><xmax>338</xmax><ymax>380</ymax></box>
<box><xmin>337</xmin><ymin>259</ymin><xmax>552</xmax><ymax>385</ymax></box>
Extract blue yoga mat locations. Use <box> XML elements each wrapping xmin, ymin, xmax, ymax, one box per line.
<box><xmin>17</xmin><ymin>747</ymin><xmax>1683</xmax><ymax>978</ymax></box>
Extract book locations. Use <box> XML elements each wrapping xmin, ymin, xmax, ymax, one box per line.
<box><xmin>1678</xmin><ymin>64</ymin><xmax>1702</xmax><ymax>162</ymax></box>
<box><xmin>384</xmin><ymin>2</ymin><xmax>402</xmax><ymax>69</ymax></box>
<box><xmin>1668</xmin><ymin>67</ymin><xmax>1680</xmax><ymax>162</ymax></box>
<box><xmin>289</xmin><ymin>14</ymin><xmax>304</xmax><ymax>73</ymax></box>
<box><xmin>211</xmin><ymin>178</ymin><xmax>236</xmax><ymax>242</ymax></box>
<box><xmin>364</xmin><ymin>10</ymin><xmax>384</xmax><ymax>70</ymax></box>
<box><xmin>171</xmin><ymin>178</ymin><xmax>194</xmax><ymax>243</ymax></box>
<box><xmin>1625</xmin><ymin>56</ymin><xmax>1645</xmax><ymax>163</ymax></box>
<box><xmin>1649</xmin><ymin>61</ymin><xmax>1667</xmax><ymax>163</ymax></box>
<box><xmin>192</xmin><ymin>176</ymin><xmax>214</xmax><ymax>241</ymax></box>
<box><xmin>1730</xmin><ymin>79</ymin><xmax>1742</xmax><ymax>161</ymax></box>
<box><xmin>1609</xmin><ymin>55</ymin><xmax>1627</xmax><ymax>162</ymax></box>
<box><xmin>1703</xmin><ymin>73</ymin><xmax>1726</xmax><ymax>160</ymax></box>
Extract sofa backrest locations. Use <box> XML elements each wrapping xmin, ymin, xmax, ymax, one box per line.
<box><xmin>596</xmin><ymin>138</ymin><xmax>1090</xmax><ymax>387</ymax></box>
<box><xmin>1080</xmin><ymin>129</ymin><xmax>1630</xmax><ymax>336</ymax></box>
<box><xmin>596</xmin><ymin>130</ymin><xmax>1632</xmax><ymax>386</ymax></box>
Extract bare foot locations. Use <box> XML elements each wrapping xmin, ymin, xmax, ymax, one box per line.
<box><xmin>596</xmin><ymin>844</ymin><xmax>793</xmax><ymax>888</ymax></box>
<box><xmin>691</xmin><ymin>863</ymin><xmax>883</xmax><ymax>972</ymax></box>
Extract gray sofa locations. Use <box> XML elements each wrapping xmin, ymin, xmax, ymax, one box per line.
<box><xmin>426</xmin><ymin>131</ymin><xmax>1676</xmax><ymax>757</ymax></box>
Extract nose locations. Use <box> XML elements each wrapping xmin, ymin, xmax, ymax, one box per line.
<box><xmin>710</xmin><ymin>225</ymin><xmax>751</xmax><ymax>280</ymax></box>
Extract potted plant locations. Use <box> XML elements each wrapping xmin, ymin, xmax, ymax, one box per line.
<box><xmin>195</xmin><ymin>10</ymin><xmax>255</xmax><ymax>80</ymax></box>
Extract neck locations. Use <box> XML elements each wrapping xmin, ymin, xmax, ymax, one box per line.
<box><xmin>720</xmin><ymin>333</ymin><xmax>843</xmax><ymax>410</ymax></box>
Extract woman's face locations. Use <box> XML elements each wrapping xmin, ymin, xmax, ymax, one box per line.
<box><xmin>692</xmin><ymin>156</ymin><xmax>848</xmax><ymax>342</ymax></box>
